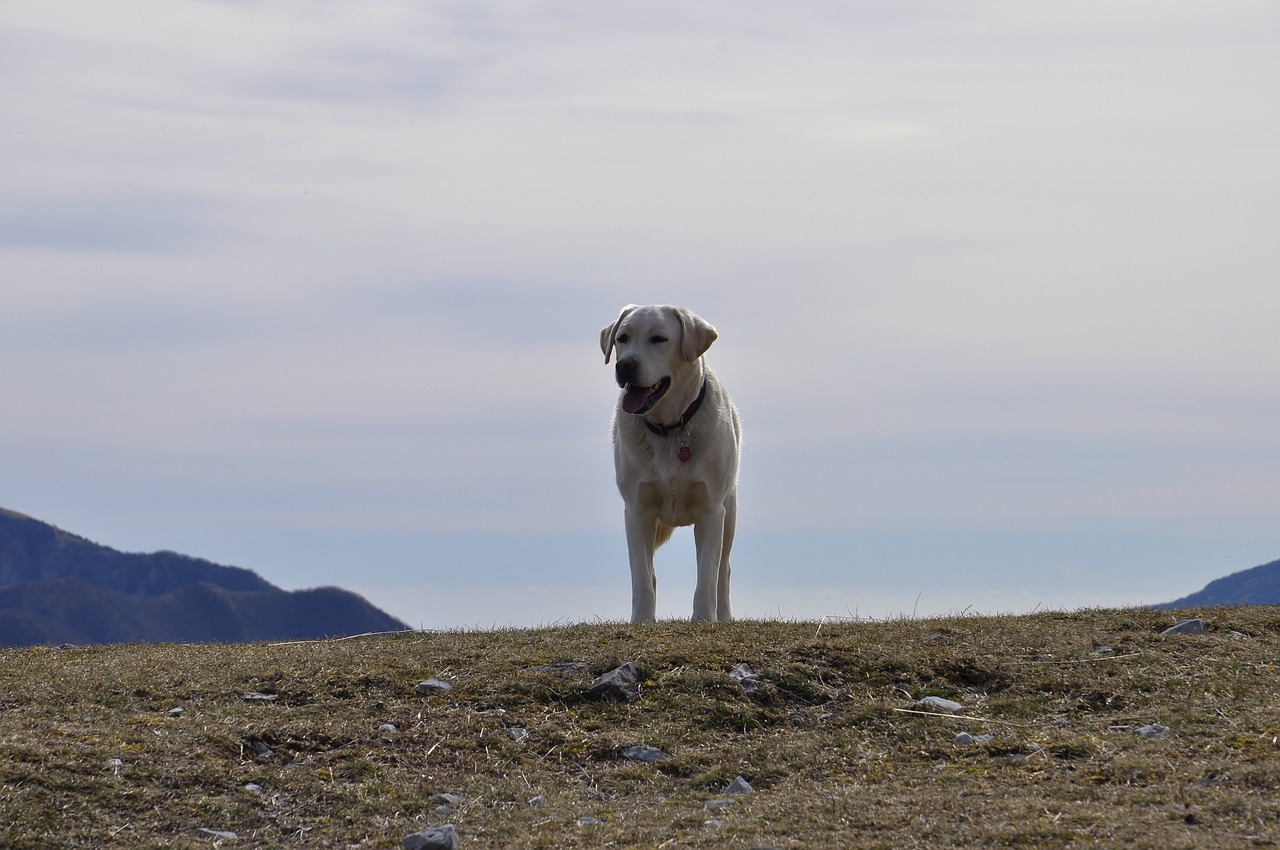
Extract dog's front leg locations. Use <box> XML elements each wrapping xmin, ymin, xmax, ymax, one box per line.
<box><xmin>624</xmin><ymin>508</ymin><xmax>658</xmax><ymax>623</ymax></box>
<box><xmin>691</xmin><ymin>506</ymin><xmax>726</xmax><ymax>622</ymax></box>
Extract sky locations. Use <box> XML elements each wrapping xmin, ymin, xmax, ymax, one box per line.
<box><xmin>2</xmin><ymin>1</ymin><xmax>1278</xmax><ymax>629</ymax></box>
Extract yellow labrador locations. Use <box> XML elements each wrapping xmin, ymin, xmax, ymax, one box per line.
<box><xmin>600</xmin><ymin>305</ymin><xmax>742</xmax><ymax>623</ymax></box>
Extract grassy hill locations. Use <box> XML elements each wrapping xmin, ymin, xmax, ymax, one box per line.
<box><xmin>3</xmin><ymin>608</ymin><xmax>1279</xmax><ymax>848</ymax></box>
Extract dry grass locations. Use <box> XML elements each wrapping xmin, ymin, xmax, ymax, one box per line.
<box><xmin>3</xmin><ymin>607</ymin><xmax>1280</xmax><ymax>848</ymax></box>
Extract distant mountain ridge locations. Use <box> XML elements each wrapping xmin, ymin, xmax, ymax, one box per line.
<box><xmin>0</xmin><ymin>508</ymin><xmax>409</xmax><ymax>647</ymax></box>
<box><xmin>1160</xmin><ymin>557</ymin><xmax>1280</xmax><ymax>609</ymax></box>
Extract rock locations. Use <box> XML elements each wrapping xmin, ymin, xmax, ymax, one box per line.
<box><xmin>242</xmin><ymin>692</ymin><xmax>278</xmax><ymax>702</ymax></box>
<box><xmin>507</xmin><ymin>727</ymin><xmax>528</xmax><ymax>742</ymax></box>
<box><xmin>1161</xmin><ymin>619</ymin><xmax>1205</xmax><ymax>637</ymax></box>
<box><xmin>167</xmin><ymin>707</ymin><xmax>185</xmax><ymax>717</ymax></box>
<box><xmin>415</xmin><ymin>679</ymin><xmax>454</xmax><ymax>696</ymax></box>
<box><xmin>918</xmin><ymin>696</ymin><xmax>963</xmax><ymax>714</ymax></box>
<box><xmin>243</xmin><ymin>783</ymin><xmax>263</xmax><ymax>794</ymax></box>
<box><xmin>1136</xmin><ymin>723</ymin><xmax>1173</xmax><ymax>739</ymax></box>
<box><xmin>196</xmin><ymin>828</ymin><xmax>238</xmax><ymax>840</ymax></box>
<box><xmin>403</xmin><ymin>824</ymin><xmax>459</xmax><ymax>850</ymax></box>
<box><xmin>578</xmin><ymin>816</ymin><xmax>605</xmax><ymax>827</ymax></box>
<box><xmin>729</xmin><ymin>663</ymin><xmax>761</xmax><ymax>695</ymax></box>
<box><xmin>429</xmin><ymin>793</ymin><xmax>464</xmax><ymax>807</ymax></box>
<box><xmin>249</xmin><ymin>740</ymin><xmax>273</xmax><ymax>759</ymax></box>
<box><xmin>621</xmin><ymin>745</ymin><xmax>670</xmax><ymax>763</ymax></box>
<box><xmin>726</xmin><ymin>775</ymin><xmax>754</xmax><ymax>795</ymax></box>
<box><xmin>379</xmin><ymin>723</ymin><xmax>400</xmax><ymax>736</ymax></box>
<box><xmin>535</xmin><ymin>661</ymin><xmax>591</xmax><ymax>675</ymax></box>
<box><xmin>528</xmin><ymin>795</ymin><xmax>546</xmax><ymax>807</ymax></box>
<box><xmin>586</xmin><ymin>663</ymin><xmax>641</xmax><ymax>702</ymax></box>
<box><xmin>706</xmin><ymin>798</ymin><xmax>734</xmax><ymax>809</ymax></box>
<box><xmin>954</xmin><ymin>732</ymin><xmax>976</xmax><ymax>745</ymax></box>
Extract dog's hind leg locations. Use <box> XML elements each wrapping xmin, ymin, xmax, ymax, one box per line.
<box><xmin>716</xmin><ymin>491</ymin><xmax>736</xmax><ymax>622</ymax></box>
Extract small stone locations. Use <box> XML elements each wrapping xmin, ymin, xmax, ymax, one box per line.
<box><xmin>535</xmin><ymin>661</ymin><xmax>591</xmax><ymax>675</ymax></box>
<box><xmin>429</xmin><ymin>793</ymin><xmax>464</xmax><ymax>807</ymax></box>
<box><xmin>249</xmin><ymin>740</ymin><xmax>273</xmax><ymax>759</ymax></box>
<box><xmin>706</xmin><ymin>798</ymin><xmax>734</xmax><ymax>809</ymax></box>
<box><xmin>1161</xmin><ymin>619</ymin><xmax>1205</xmax><ymax>637</ymax></box>
<box><xmin>379</xmin><ymin>724</ymin><xmax>400</xmax><ymax>736</ymax></box>
<box><xmin>578</xmin><ymin>816</ymin><xmax>604</xmax><ymax>827</ymax></box>
<box><xmin>918</xmin><ymin>696</ymin><xmax>963</xmax><ymax>714</ymax></box>
<box><xmin>403</xmin><ymin>824</ymin><xmax>459</xmax><ymax>850</ymax></box>
<box><xmin>954</xmin><ymin>732</ymin><xmax>976</xmax><ymax>745</ymax></box>
<box><xmin>729</xmin><ymin>663</ymin><xmax>761</xmax><ymax>695</ymax></box>
<box><xmin>726</xmin><ymin>775</ymin><xmax>754</xmax><ymax>795</ymax></box>
<box><xmin>621</xmin><ymin>745</ymin><xmax>670</xmax><ymax>763</ymax></box>
<box><xmin>415</xmin><ymin>679</ymin><xmax>454</xmax><ymax>696</ymax></box>
<box><xmin>196</xmin><ymin>828</ymin><xmax>238</xmax><ymax>841</ymax></box>
<box><xmin>167</xmin><ymin>707</ymin><xmax>185</xmax><ymax>717</ymax></box>
<box><xmin>507</xmin><ymin>727</ymin><xmax>528</xmax><ymax>743</ymax></box>
<box><xmin>528</xmin><ymin>795</ymin><xmax>546</xmax><ymax>807</ymax></box>
<box><xmin>242</xmin><ymin>692</ymin><xmax>278</xmax><ymax>702</ymax></box>
<box><xmin>1136</xmin><ymin>723</ymin><xmax>1173</xmax><ymax>739</ymax></box>
<box><xmin>243</xmin><ymin>783</ymin><xmax>263</xmax><ymax>794</ymax></box>
<box><xmin>586</xmin><ymin>663</ymin><xmax>641</xmax><ymax>702</ymax></box>
<box><xmin>107</xmin><ymin>758</ymin><xmax>124</xmax><ymax>769</ymax></box>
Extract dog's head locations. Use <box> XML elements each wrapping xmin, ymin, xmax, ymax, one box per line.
<box><xmin>600</xmin><ymin>304</ymin><xmax>718</xmax><ymax>416</ymax></box>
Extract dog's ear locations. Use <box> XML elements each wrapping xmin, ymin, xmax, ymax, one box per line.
<box><xmin>600</xmin><ymin>304</ymin><xmax>638</xmax><ymax>364</ymax></box>
<box><xmin>677</xmin><ymin>308</ymin><xmax>718</xmax><ymax>362</ymax></box>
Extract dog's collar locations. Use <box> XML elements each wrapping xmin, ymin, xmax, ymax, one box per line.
<box><xmin>643</xmin><ymin>378</ymin><xmax>708</xmax><ymax>437</ymax></box>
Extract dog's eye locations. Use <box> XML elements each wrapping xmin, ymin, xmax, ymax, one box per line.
<box><xmin>616</xmin><ymin>333</ymin><xmax>630</xmax><ymax>344</ymax></box>
<box><xmin>650</xmin><ymin>335</ymin><xmax>668</xmax><ymax>344</ymax></box>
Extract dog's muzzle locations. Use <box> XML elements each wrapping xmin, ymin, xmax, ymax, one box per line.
<box><xmin>615</xmin><ymin>358</ymin><xmax>671</xmax><ymax>415</ymax></box>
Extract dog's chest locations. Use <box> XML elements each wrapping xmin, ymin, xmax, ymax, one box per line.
<box><xmin>634</xmin><ymin>476</ymin><xmax>714</xmax><ymax>526</ymax></box>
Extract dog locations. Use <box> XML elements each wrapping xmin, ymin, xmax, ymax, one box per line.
<box><xmin>600</xmin><ymin>304</ymin><xmax>742</xmax><ymax>623</ymax></box>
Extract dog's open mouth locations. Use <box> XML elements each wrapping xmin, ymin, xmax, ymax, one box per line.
<box><xmin>621</xmin><ymin>377</ymin><xmax>671</xmax><ymax>415</ymax></box>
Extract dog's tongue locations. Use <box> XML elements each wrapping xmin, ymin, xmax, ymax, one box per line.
<box><xmin>622</xmin><ymin>384</ymin><xmax>654</xmax><ymax>414</ymax></box>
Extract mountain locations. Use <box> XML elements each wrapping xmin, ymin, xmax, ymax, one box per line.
<box><xmin>0</xmin><ymin>508</ymin><xmax>409</xmax><ymax>647</ymax></box>
<box><xmin>1159</xmin><ymin>557</ymin><xmax>1280</xmax><ymax>609</ymax></box>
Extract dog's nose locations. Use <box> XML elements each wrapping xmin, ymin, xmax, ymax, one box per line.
<box><xmin>615</xmin><ymin>357</ymin><xmax>639</xmax><ymax>387</ymax></box>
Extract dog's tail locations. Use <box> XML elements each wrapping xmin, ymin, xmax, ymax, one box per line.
<box><xmin>655</xmin><ymin>521</ymin><xmax>675</xmax><ymax>549</ymax></box>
